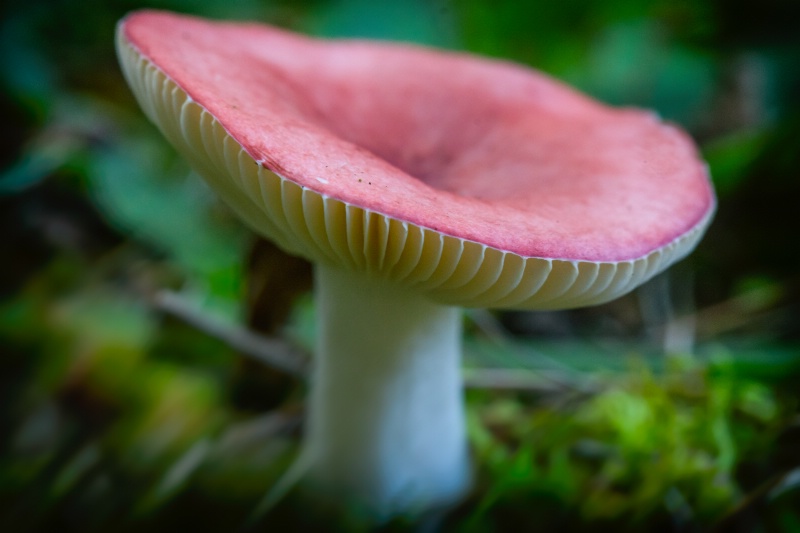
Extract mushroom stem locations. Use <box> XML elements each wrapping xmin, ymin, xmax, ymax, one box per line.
<box><xmin>302</xmin><ymin>262</ymin><xmax>471</xmax><ymax>518</ymax></box>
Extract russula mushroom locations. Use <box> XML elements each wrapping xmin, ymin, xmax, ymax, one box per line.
<box><xmin>116</xmin><ymin>10</ymin><xmax>715</xmax><ymax>519</ymax></box>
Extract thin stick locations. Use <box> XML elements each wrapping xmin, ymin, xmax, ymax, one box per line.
<box><xmin>153</xmin><ymin>290</ymin><xmax>591</xmax><ymax>393</ymax></box>
<box><xmin>152</xmin><ymin>289</ymin><xmax>309</xmax><ymax>378</ymax></box>
<box><xmin>462</xmin><ymin>368</ymin><xmax>596</xmax><ymax>393</ymax></box>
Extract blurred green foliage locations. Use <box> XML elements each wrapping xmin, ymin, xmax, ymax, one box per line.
<box><xmin>465</xmin><ymin>358</ymin><xmax>793</xmax><ymax>531</ymax></box>
<box><xmin>2</xmin><ymin>0</ymin><xmax>799</xmax><ymax>531</ymax></box>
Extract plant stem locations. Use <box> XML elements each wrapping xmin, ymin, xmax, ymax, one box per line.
<box><xmin>301</xmin><ymin>262</ymin><xmax>471</xmax><ymax>518</ymax></box>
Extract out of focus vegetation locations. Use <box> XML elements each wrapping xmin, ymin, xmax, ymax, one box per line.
<box><xmin>2</xmin><ymin>0</ymin><xmax>799</xmax><ymax>531</ymax></box>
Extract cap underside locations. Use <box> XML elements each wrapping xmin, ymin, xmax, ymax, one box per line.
<box><xmin>117</xmin><ymin>11</ymin><xmax>714</xmax><ymax>310</ymax></box>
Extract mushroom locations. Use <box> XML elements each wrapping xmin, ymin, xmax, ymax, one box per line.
<box><xmin>116</xmin><ymin>10</ymin><xmax>715</xmax><ymax>519</ymax></box>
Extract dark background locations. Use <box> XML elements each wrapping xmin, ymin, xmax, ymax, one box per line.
<box><xmin>2</xmin><ymin>0</ymin><xmax>799</xmax><ymax>531</ymax></box>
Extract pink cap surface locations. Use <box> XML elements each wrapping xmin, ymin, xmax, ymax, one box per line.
<box><xmin>119</xmin><ymin>10</ymin><xmax>713</xmax><ymax>264</ymax></box>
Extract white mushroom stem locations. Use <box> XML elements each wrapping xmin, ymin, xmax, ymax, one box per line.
<box><xmin>301</xmin><ymin>262</ymin><xmax>471</xmax><ymax>518</ymax></box>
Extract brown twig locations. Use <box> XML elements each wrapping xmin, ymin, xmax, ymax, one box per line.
<box><xmin>711</xmin><ymin>467</ymin><xmax>800</xmax><ymax>533</ymax></box>
<box><xmin>152</xmin><ymin>289</ymin><xmax>310</xmax><ymax>378</ymax></box>
<box><xmin>153</xmin><ymin>290</ymin><xmax>596</xmax><ymax>393</ymax></box>
<box><xmin>462</xmin><ymin>368</ymin><xmax>598</xmax><ymax>394</ymax></box>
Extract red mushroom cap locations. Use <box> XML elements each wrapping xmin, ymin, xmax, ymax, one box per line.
<box><xmin>117</xmin><ymin>10</ymin><xmax>715</xmax><ymax>309</ymax></box>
